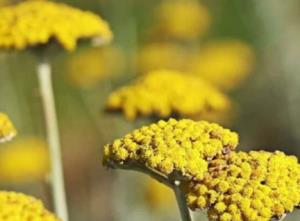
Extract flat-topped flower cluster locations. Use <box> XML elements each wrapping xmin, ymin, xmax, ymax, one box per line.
<box><xmin>106</xmin><ymin>70</ymin><xmax>230</xmax><ymax>120</ymax></box>
<box><xmin>0</xmin><ymin>0</ymin><xmax>112</xmax><ymax>50</ymax></box>
<box><xmin>103</xmin><ymin>118</ymin><xmax>300</xmax><ymax>221</ymax></box>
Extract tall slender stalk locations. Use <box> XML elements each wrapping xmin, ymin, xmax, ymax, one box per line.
<box><xmin>37</xmin><ymin>58</ymin><xmax>69</xmax><ymax>221</ymax></box>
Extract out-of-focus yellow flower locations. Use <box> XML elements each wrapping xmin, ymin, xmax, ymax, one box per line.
<box><xmin>137</xmin><ymin>42</ymin><xmax>190</xmax><ymax>73</ymax></box>
<box><xmin>0</xmin><ymin>112</ymin><xmax>16</xmax><ymax>143</ymax></box>
<box><xmin>67</xmin><ymin>46</ymin><xmax>126</xmax><ymax>88</ymax></box>
<box><xmin>0</xmin><ymin>0</ymin><xmax>112</xmax><ymax>50</ymax></box>
<box><xmin>187</xmin><ymin>151</ymin><xmax>300</xmax><ymax>221</ymax></box>
<box><xmin>106</xmin><ymin>70</ymin><xmax>230</xmax><ymax>120</ymax></box>
<box><xmin>0</xmin><ymin>0</ymin><xmax>9</xmax><ymax>7</ymax></box>
<box><xmin>0</xmin><ymin>191</ymin><xmax>60</xmax><ymax>221</ymax></box>
<box><xmin>104</xmin><ymin>118</ymin><xmax>238</xmax><ymax>181</ymax></box>
<box><xmin>189</xmin><ymin>40</ymin><xmax>255</xmax><ymax>90</ymax></box>
<box><xmin>153</xmin><ymin>0</ymin><xmax>211</xmax><ymax>40</ymax></box>
<box><xmin>144</xmin><ymin>177</ymin><xmax>176</xmax><ymax>210</ymax></box>
<box><xmin>0</xmin><ymin>137</ymin><xmax>50</xmax><ymax>183</ymax></box>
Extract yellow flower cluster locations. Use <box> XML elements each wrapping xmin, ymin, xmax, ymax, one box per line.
<box><xmin>67</xmin><ymin>46</ymin><xmax>125</xmax><ymax>88</ymax></box>
<box><xmin>104</xmin><ymin>118</ymin><xmax>238</xmax><ymax>181</ymax></box>
<box><xmin>186</xmin><ymin>151</ymin><xmax>300</xmax><ymax>221</ymax></box>
<box><xmin>0</xmin><ymin>191</ymin><xmax>60</xmax><ymax>221</ymax></box>
<box><xmin>0</xmin><ymin>0</ymin><xmax>9</xmax><ymax>7</ymax></box>
<box><xmin>137</xmin><ymin>42</ymin><xmax>190</xmax><ymax>73</ymax></box>
<box><xmin>189</xmin><ymin>41</ymin><xmax>255</xmax><ymax>90</ymax></box>
<box><xmin>0</xmin><ymin>0</ymin><xmax>112</xmax><ymax>50</ymax></box>
<box><xmin>106</xmin><ymin>70</ymin><xmax>230</xmax><ymax>120</ymax></box>
<box><xmin>154</xmin><ymin>0</ymin><xmax>211</xmax><ymax>40</ymax></box>
<box><xmin>0</xmin><ymin>112</ymin><xmax>16</xmax><ymax>143</ymax></box>
<box><xmin>0</xmin><ymin>137</ymin><xmax>49</xmax><ymax>183</ymax></box>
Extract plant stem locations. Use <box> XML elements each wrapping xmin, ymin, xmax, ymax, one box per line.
<box><xmin>106</xmin><ymin>160</ymin><xmax>192</xmax><ymax>221</ymax></box>
<box><xmin>173</xmin><ymin>180</ymin><xmax>192</xmax><ymax>221</ymax></box>
<box><xmin>37</xmin><ymin>59</ymin><xmax>69</xmax><ymax>221</ymax></box>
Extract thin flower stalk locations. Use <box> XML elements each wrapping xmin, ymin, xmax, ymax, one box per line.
<box><xmin>37</xmin><ymin>57</ymin><xmax>68</xmax><ymax>221</ymax></box>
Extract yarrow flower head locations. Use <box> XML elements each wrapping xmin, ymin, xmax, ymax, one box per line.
<box><xmin>0</xmin><ymin>137</ymin><xmax>49</xmax><ymax>183</ymax></box>
<box><xmin>106</xmin><ymin>70</ymin><xmax>230</xmax><ymax>120</ymax></box>
<box><xmin>0</xmin><ymin>112</ymin><xmax>16</xmax><ymax>143</ymax></box>
<box><xmin>0</xmin><ymin>191</ymin><xmax>60</xmax><ymax>221</ymax></box>
<box><xmin>67</xmin><ymin>46</ymin><xmax>126</xmax><ymax>88</ymax></box>
<box><xmin>103</xmin><ymin>118</ymin><xmax>238</xmax><ymax>181</ymax></box>
<box><xmin>189</xmin><ymin>40</ymin><xmax>255</xmax><ymax>90</ymax></box>
<box><xmin>0</xmin><ymin>0</ymin><xmax>112</xmax><ymax>50</ymax></box>
<box><xmin>153</xmin><ymin>0</ymin><xmax>211</xmax><ymax>40</ymax></box>
<box><xmin>186</xmin><ymin>151</ymin><xmax>300</xmax><ymax>221</ymax></box>
<box><xmin>137</xmin><ymin>42</ymin><xmax>190</xmax><ymax>74</ymax></box>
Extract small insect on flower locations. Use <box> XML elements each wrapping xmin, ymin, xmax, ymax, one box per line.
<box><xmin>0</xmin><ymin>0</ymin><xmax>112</xmax><ymax>50</ymax></box>
<box><xmin>106</xmin><ymin>70</ymin><xmax>231</xmax><ymax>120</ymax></box>
<box><xmin>0</xmin><ymin>191</ymin><xmax>61</xmax><ymax>221</ymax></box>
<box><xmin>103</xmin><ymin>118</ymin><xmax>238</xmax><ymax>182</ymax></box>
<box><xmin>0</xmin><ymin>112</ymin><xmax>17</xmax><ymax>143</ymax></box>
<box><xmin>186</xmin><ymin>151</ymin><xmax>300</xmax><ymax>221</ymax></box>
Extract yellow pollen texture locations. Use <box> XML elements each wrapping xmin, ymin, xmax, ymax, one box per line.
<box><xmin>186</xmin><ymin>151</ymin><xmax>300</xmax><ymax>221</ymax></box>
<box><xmin>103</xmin><ymin>118</ymin><xmax>238</xmax><ymax>181</ymax></box>
<box><xmin>0</xmin><ymin>0</ymin><xmax>112</xmax><ymax>50</ymax></box>
<box><xmin>0</xmin><ymin>191</ymin><xmax>60</xmax><ymax>221</ymax></box>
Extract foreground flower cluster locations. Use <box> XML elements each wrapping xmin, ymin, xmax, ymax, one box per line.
<box><xmin>0</xmin><ymin>0</ymin><xmax>112</xmax><ymax>50</ymax></box>
<box><xmin>187</xmin><ymin>151</ymin><xmax>300</xmax><ymax>221</ymax></box>
<box><xmin>106</xmin><ymin>70</ymin><xmax>230</xmax><ymax>120</ymax></box>
<box><xmin>103</xmin><ymin>118</ymin><xmax>300</xmax><ymax>221</ymax></box>
<box><xmin>104</xmin><ymin>119</ymin><xmax>238</xmax><ymax>180</ymax></box>
<box><xmin>0</xmin><ymin>116</ymin><xmax>58</xmax><ymax>220</ymax></box>
<box><xmin>0</xmin><ymin>191</ymin><xmax>60</xmax><ymax>221</ymax></box>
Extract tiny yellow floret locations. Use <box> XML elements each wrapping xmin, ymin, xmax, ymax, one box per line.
<box><xmin>0</xmin><ymin>112</ymin><xmax>17</xmax><ymax>143</ymax></box>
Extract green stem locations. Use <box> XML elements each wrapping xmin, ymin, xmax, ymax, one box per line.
<box><xmin>106</xmin><ymin>160</ymin><xmax>192</xmax><ymax>221</ymax></box>
<box><xmin>173</xmin><ymin>180</ymin><xmax>192</xmax><ymax>221</ymax></box>
<box><xmin>37</xmin><ymin>58</ymin><xmax>69</xmax><ymax>221</ymax></box>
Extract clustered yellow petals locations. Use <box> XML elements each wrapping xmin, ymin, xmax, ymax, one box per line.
<box><xmin>154</xmin><ymin>0</ymin><xmax>211</xmax><ymax>40</ymax></box>
<box><xmin>67</xmin><ymin>46</ymin><xmax>125</xmax><ymax>88</ymax></box>
<box><xmin>189</xmin><ymin>41</ymin><xmax>255</xmax><ymax>90</ymax></box>
<box><xmin>0</xmin><ymin>0</ymin><xmax>112</xmax><ymax>50</ymax></box>
<box><xmin>106</xmin><ymin>70</ymin><xmax>230</xmax><ymax>120</ymax></box>
<box><xmin>0</xmin><ymin>191</ymin><xmax>60</xmax><ymax>221</ymax></box>
<box><xmin>0</xmin><ymin>137</ymin><xmax>49</xmax><ymax>183</ymax></box>
<box><xmin>104</xmin><ymin>118</ymin><xmax>238</xmax><ymax>181</ymax></box>
<box><xmin>137</xmin><ymin>43</ymin><xmax>190</xmax><ymax>73</ymax></box>
<box><xmin>186</xmin><ymin>151</ymin><xmax>300</xmax><ymax>221</ymax></box>
<box><xmin>0</xmin><ymin>112</ymin><xmax>16</xmax><ymax>143</ymax></box>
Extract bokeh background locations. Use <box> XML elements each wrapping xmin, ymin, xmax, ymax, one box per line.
<box><xmin>0</xmin><ymin>0</ymin><xmax>300</xmax><ymax>220</ymax></box>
